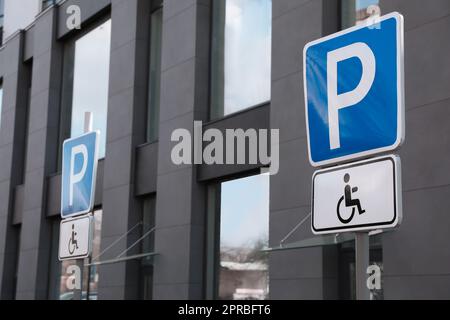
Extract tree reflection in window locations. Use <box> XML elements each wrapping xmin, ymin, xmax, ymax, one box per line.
<box><xmin>218</xmin><ymin>174</ymin><xmax>270</xmax><ymax>300</ymax></box>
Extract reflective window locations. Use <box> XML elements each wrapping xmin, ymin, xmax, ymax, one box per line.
<box><xmin>208</xmin><ymin>174</ymin><xmax>270</xmax><ymax>300</ymax></box>
<box><xmin>211</xmin><ymin>0</ymin><xmax>272</xmax><ymax>119</ymax></box>
<box><xmin>0</xmin><ymin>0</ymin><xmax>4</xmax><ymax>27</ymax></box>
<box><xmin>59</xmin><ymin>20</ymin><xmax>111</xmax><ymax>161</ymax></box>
<box><xmin>41</xmin><ymin>0</ymin><xmax>56</xmax><ymax>11</ymax></box>
<box><xmin>147</xmin><ymin>8</ymin><xmax>163</xmax><ymax>143</ymax></box>
<box><xmin>341</xmin><ymin>0</ymin><xmax>380</xmax><ymax>29</ymax></box>
<box><xmin>21</xmin><ymin>62</ymin><xmax>33</xmax><ymax>184</ymax></box>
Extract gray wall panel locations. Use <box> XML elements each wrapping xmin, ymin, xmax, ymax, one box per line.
<box><xmin>379</xmin><ymin>0</ymin><xmax>450</xmax><ymax>299</ymax></box>
<box><xmin>198</xmin><ymin>104</ymin><xmax>270</xmax><ymax>182</ymax></box>
<box><xmin>152</xmin><ymin>0</ymin><xmax>210</xmax><ymax>300</ymax></box>
<box><xmin>15</xmin><ymin>8</ymin><xmax>62</xmax><ymax>300</ymax></box>
<box><xmin>98</xmin><ymin>0</ymin><xmax>151</xmax><ymax>300</ymax></box>
<box><xmin>12</xmin><ymin>185</ymin><xmax>23</xmax><ymax>225</ymax></box>
<box><xmin>135</xmin><ymin>142</ymin><xmax>158</xmax><ymax>196</ymax></box>
<box><xmin>23</xmin><ymin>25</ymin><xmax>34</xmax><ymax>62</ymax></box>
<box><xmin>0</xmin><ymin>32</ymin><xmax>27</xmax><ymax>299</ymax></box>
<box><xmin>269</xmin><ymin>0</ymin><xmax>339</xmax><ymax>300</ymax></box>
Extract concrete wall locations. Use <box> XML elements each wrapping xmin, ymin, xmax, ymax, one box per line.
<box><xmin>269</xmin><ymin>0</ymin><xmax>340</xmax><ymax>300</ymax></box>
<box><xmin>379</xmin><ymin>0</ymin><xmax>450</xmax><ymax>299</ymax></box>
<box><xmin>152</xmin><ymin>0</ymin><xmax>210</xmax><ymax>299</ymax></box>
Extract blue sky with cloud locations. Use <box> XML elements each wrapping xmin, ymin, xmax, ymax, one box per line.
<box><xmin>220</xmin><ymin>174</ymin><xmax>270</xmax><ymax>248</ymax></box>
<box><xmin>71</xmin><ymin>20</ymin><xmax>111</xmax><ymax>157</ymax></box>
<box><xmin>356</xmin><ymin>0</ymin><xmax>379</xmax><ymax>10</ymax></box>
<box><xmin>224</xmin><ymin>0</ymin><xmax>272</xmax><ymax>115</ymax></box>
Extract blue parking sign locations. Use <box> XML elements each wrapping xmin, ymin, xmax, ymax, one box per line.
<box><xmin>304</xmin><ymin>12</ymin><xmax>404</xmax><ymax>167</ymax></box>
<box><xmin>61</xmin><ymin>131</ymin><xmax>99</xmax><ymax>218</ymax></box>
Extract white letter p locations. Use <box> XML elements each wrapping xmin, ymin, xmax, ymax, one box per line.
<box><xmin>327</xmin><ymin>42</ymin><xmax>376</xmax><ymax>150</ymax></box>
<box><xmin>69</xmin><ymin>145</ymin><xmax>88</xmax><ymax>207</ymax></box>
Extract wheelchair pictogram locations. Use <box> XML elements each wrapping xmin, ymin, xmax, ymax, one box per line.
<box><xmin>337</xmin><ymin>174</ymin><xmax>366</xmax><ymax>224</ymax></box>
<box><xmin>68</xmin><ymin>224</ymin><xmax>79</xmax><ymax>255</ymax></box>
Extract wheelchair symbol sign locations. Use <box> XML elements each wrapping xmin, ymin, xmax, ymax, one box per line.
<box><xmin>312</xmin><ymin>155</ymin><xmax>402</xmax><ymax>235</ymax></box>
<box><xmin>337</xmin><ymin>174</ymin><xmax>366</xmax><ymax>224</ymax></box>
<box><xmin>59</xmin><ymin>215</ymin><xmax>93</xmax><ymax>261</ymax></box>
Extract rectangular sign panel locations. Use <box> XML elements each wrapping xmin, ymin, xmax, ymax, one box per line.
<box><xmin>59</xmin><ymin>215</ymin><xmax>93</xmax><ymax>261</ymax></box>
<box><xmin>61</xmin><ymin>131</ymin><xmax>99</xmax><ymax>218</ymax></box>
<box><xmin>312</xmin><ymin>155</ymin><xmax>402</xmax><ymax>235</ymax></box>
<box><xmin>304</xmin><ymin>12</ymin><xmax>405</xmax><ymax>167</ymax></box>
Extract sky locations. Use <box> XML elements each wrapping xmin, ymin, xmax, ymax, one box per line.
<box><xmin>356</xmin><ymin>0</ymin><xmax>379</xmax><ymax>10</ymax></box>
<box><xmin>220</xmin><ymin>173</ymin><xmax>270</xmax><ymax>248</ymax></box>
<box><xmin>71</xmin><ymin>19</ymin><xmax>111</xmax><ymax>158</ymax></box>
<box><xmin>224</xmin><ymin>0</ymin><xmax>272</xmax><ymax>115</ymax></box>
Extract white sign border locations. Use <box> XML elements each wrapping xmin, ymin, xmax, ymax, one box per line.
<box><xmin>311</xmin><ymin>154</ymin><xmax>403</xmax><ymax>235</ymax></box>
<box><xmin>58</xmin><ymin>214</ymin><xmax>94</xmax><ymax>261</ymax></box>
<box><xmin>60</xmin><ymin>131</ymin><xmax>100</xmax><ymax>219</ymax></box>
<box><xmin>303</xmin><ymin>12</ymin><xmax>405</xmax><ymax>168</ymax></box>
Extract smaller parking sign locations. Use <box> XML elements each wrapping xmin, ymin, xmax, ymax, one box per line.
<box><xmin>312</xmin><ymin>155</ymin><xmax>402</xmax><ymax>235</ymax></box>
<box><xmin>59</xmin><ymin>215</ymin><xmax>93</xmax><ymax>261</ymax></box>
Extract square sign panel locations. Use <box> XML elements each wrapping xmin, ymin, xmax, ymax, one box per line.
<box><xmin>312</xmin><ymin>155</ymin><xmax>402</xmax><ymax>235</ymax></box>
<box><xmin>304</xmin><ymin>12</ymin><xmax>404</xmax><ymax>167</ymax></box>
<box><xmin>61</xmin><ymin>131</ymin><xmax>99</xmax><ymax>219</ymax></box>
<box><xmin>59</xmin><ymin>215</ymin><xmax>93</xmax><ymax>261</ymax></box>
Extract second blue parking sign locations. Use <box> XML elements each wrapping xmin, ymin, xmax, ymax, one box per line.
<box><xmin>303</xmin><ymin>12</ymin><xmax>405</xmax><ymax>167</ymax></box>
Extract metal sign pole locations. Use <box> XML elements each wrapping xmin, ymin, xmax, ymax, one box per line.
<box><xmin>73</xmin><ymin>260</ymin><xmax>84</xmax><ymax>300</ymax></box>
<box><xmin>73</xmin><ymin>112</ymin><xmax>94</xmax><ymax>301</ymax></box>
<box><xmin>355</xmin><ymin>232</ymin><xmax>370</xmax><ymax>300</ymax></box>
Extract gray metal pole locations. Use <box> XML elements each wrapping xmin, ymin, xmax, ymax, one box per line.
<box><xmin>355</xmin><ymin>232</ymin><xmax>370</xmax><ymax>300</ymax></box>
<box><xmin>73</xmin><ymin>112</ymin><xmax>94</xmax><ymax>300</ymax></box>
<box><xmin>73</xmin><ymin>260</ymin><xmax>84</xmax><ymax>300</ymax></box>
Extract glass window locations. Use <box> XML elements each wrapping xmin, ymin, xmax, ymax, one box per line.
<box><xmin>21</xmin><ymin>62</ymin><xmax>33</xmax><ymax>184</ymax></box>
<box><xmin>147</xmin><ymin>8</ymin><xmax>163</xmax><ymax>143</ymax></box>
<box><xmin>0</xmin><ymin>0</ymin><xmax>5</xmax><ymax>27</ymax></box>
<box><xmin>49</xmin><ymin>210</ymin><xmax>103</xmax><ymax>300</ymax></box>
<box><xmin>41</xmin><ymin>0</ymin><xmax>55</xmax><ymax>11</ymax></box>
<box><xmin>211</xmin><ymin>0</ymin><xmax>272</xmax><ymax>119</ymax></box>
<box><xmin>59</xmin><ymin>19</ymin><xmax>111</xmax><ymax>162</ymax></box>
<box><xmin>208</xmin><ymin>174</ymin><xmax>270</xmax><ymax>300</ymax></box>
<box><xmin>0</xmin><ymin>0</ymin><xmax>4</xmax><ymax>45</ymax></box>
<box><xmin>341</xmin><ymin>0</ymin><xmax>380</xmax><ymax>30</ymax></box>
<box><xmin>0</xmin><ymin>0</ymin><xmax>4</xmax><ymax>26</ymax></box>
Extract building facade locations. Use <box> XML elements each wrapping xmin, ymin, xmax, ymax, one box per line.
<box><xmin>0</xmin><ymin>0</ymin><xmax>449</xmax><ymax>300</ymax></box>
